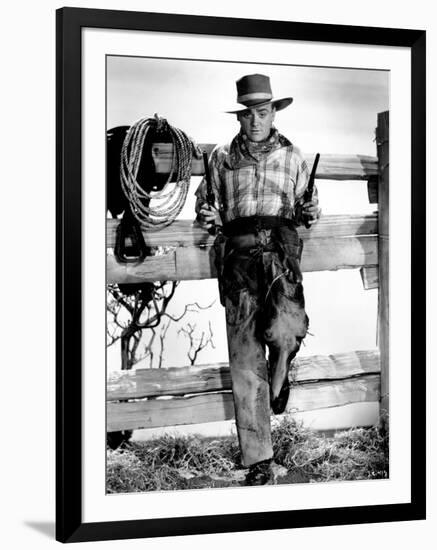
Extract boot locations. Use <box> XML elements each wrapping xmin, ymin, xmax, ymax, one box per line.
<box><xmin>245</xmin><ymin>458</ymin><xmax>274</xmax><ymax>486</ymax></box>
<box><xmin>271</xmin><ymin>377</ymin><xmax>290</xmax><ymax>415</ymax></box>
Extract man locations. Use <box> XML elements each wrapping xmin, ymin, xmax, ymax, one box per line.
<box><xmin>195</xmin><ymin>74</ymin><xmax>321</xmax><ymax>485</ymax></box>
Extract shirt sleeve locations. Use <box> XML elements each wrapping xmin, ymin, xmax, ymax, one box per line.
<box><xmin>194</xmin><ymin>146</ymin><xmax>222</xmax><ymax>216</ymax></box>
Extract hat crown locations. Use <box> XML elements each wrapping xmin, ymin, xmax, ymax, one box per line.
<box><xmin>236</xmin><ymin>74</ymin><xmax>273</xmax><ymax>107</ymax></box>
<box><xmin>226</xmin><ymin>73</ymin><xmax>293</xmax><ymax>114</ymax></box>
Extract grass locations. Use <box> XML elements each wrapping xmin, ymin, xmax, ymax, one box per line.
<box><xmin>106</xmin><ymin>418</ymin><xmax>389</xmax><ymax>493</ymax></box>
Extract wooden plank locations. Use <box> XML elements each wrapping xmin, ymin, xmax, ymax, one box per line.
<box><xmin>107</xmin><ymin>374</ymin><xmax>380</xmax><ymax>431</ymax></box>
<box><xmin>107</xmin><ymin>349</ymin><xmax>380</xmax><ymax>401</ymax></box>
<box><xmin>301</xmin><ymin>235</ymin><xmax>377</xmax><ymax>272</ymax></box>
<box><xmin>106</xmin><ymin>214</ymin><xmax>378</xmax><ymax>248</ymax></box>
<box><xmin>108</xmin><ymin>392</ymin><xmax>236</xmax><ymax>431</ymax></box>
<box><xmin>177</xmin><ymin>235</ymin><xmax>378</xmax><ymax>279</ymax></box>
<box><xmin>287</xmin><ymin>375</ymin><xmax>380</xmax><ymax>413</ymax></box>
<box><xmin>151</xmin><ymin>143</ymin><xmax>378</xmax><ymax>180</ymax></box>
<box><xmin>360</xmin><ymin>266</ymin><xmax>379</xmax><ymax>290</ymax></box>
<box><xmin>376</xmin><ymin>111</ymin><xmax>389</xmax><ymax>427</ymax></box>
<box><xmin>107</xmin><ymin>252</ymin><xmax>176</xmax><ymax>285</ymax></box>
<box><xmin>292</xmin><ymin>349</ymin><xmax>380</xmax><ymax>383</ymax></box>
<box><xmin>107</xmin><ymin>235</ymin><xmax>378</xmax><ymax>283</ymax></box>
<box><xmin>310</xmin><ymin>154</ymin><xmax>379</xmax><ymax>180</ymax></box>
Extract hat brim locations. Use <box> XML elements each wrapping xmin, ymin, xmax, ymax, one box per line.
<box><xmin>225</xmin><ymin>97</ymin><xmax>293</xmax><ymax>114</ymax></box>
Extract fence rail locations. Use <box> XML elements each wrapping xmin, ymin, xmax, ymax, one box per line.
<box><xmin>107</xmin><ymin>214</ymin><xmax>379</xmax><ymax>284</ymax></box>
<box><xmin>152</xmin><ymin>144</ymin><xmax>379</xmax><ymax>180</ymax></box>
<box><xmin>106</xmin><ymin>213</ymin><xmax>378</xmax><ymax>247</ymax></box>
<box><xmin>107</xmin><ymin>350</ymin><xmax>380</xmax><ymax>432</ymax></box>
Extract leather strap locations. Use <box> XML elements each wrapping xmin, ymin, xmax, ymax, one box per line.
<box><xmin>222</xmin><ymin>216</ymin><xmax>294</xmax><ymax>237</ymax></box>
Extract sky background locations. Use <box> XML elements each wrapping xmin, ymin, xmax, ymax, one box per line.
<box><xmin>107</xmin><ymin>56</ymin><xmax>388</xmax><ymax>155</ymax></box>
<box><xmin>106</xmin><ymin>56</ymin><xmax>389</xmax><ymax>430</ymax></box>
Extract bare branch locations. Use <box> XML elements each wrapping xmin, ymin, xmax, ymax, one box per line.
<box><xmin>136</xmin><ymin>281</ymin><xmax>179</xmax><ymax>329</ymax></box>
<box><xmin>208</xmin><ymin>320</ymin><xmax>216</xmax><ymax>349</ymax></box>
<box><xmin>158</xmin><ymin>322</ymin><xmax>171</xmax><ymax>369</ymax></box>
<box><xmin>163</xmin><ymin>300</ymin><xmax>216</xmax><ymax>322</ymax></box>
<box><xmin>129</xmin><ymin>331</ymin><xmax>141</xmax><ymax>365</ymax></box>
<box><xmin>106</xmin><ymin>279</ymin><xmax>216</xmax><ymax>370</ymax></box>
<box><xmin>107</xmin><ymin>286</ymin><xmax>134</xmax><ymax>315</ymax></box>
<box><xmin>178</xmin><ymin>321</ymin><xmax>215</xmax><ymax>366</ymax></box>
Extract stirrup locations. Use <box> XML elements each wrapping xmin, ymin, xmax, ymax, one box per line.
<box><xmin>114</xmin><ymin>208</ymin><xmax>148</xmax><ymax>263</ymax></box>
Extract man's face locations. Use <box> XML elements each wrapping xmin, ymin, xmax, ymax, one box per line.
<box><xmin>238</xmin><ymin>105</ymin><xmax>276</xmax><ymax>142</ymax></box>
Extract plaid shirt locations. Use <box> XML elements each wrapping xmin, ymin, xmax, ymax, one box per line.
<box><xmin>195</xmin><ymin>131</ymin><xmax>315</xmax><ymax>225</ymax></box>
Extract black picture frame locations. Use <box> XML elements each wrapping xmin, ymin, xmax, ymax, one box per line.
<box><xmin>56</xmin><ymin>7</ymin><xmax>426</xmax><ymax>543</ymax></box>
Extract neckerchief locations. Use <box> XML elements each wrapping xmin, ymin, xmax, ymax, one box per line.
<box><xmin>228</xmin><ymin>127</ymin><xmax>292</xmax><ymax>168</ymax></box>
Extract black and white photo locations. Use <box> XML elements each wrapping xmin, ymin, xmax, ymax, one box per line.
<box><xmin>56</xmin><ymin>8</ymin><xmax>426</xmax><ymax>542</ymax></box>
<box><xmin>105</xmin><ymin>57</ymin><xmax>390</xmax><ymax>492</ymax></box>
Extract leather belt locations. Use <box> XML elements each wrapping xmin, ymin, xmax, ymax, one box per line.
<box><xmin>227</xmin><ymin>233</ymin><xmax>278</xmax><ymax>250</ymax></box>
<box><xmin>222</xmin><ymin>215</ymin><xmax>294</xmax><ymax>237</ymax></box>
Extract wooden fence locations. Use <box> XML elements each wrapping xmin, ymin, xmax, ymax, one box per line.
<box><xmin>106</xmin><ymin>111</ymin><xmax>389</xmax><ymax>433</ymax></box>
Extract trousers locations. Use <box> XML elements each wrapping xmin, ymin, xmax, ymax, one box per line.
<box><xmin>219</xmin><ymin>225</ymin><xmax>308</xmax><ymax>467</ymax></box>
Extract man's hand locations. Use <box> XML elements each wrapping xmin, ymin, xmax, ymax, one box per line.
<box><xmin>196</xmin><ymin>204</ymin><xmax>221</xmax><ymax>230</ymax></box>
<box><xmin>301</xmin><ymin>198</ymin><xmax>321</xmax><ymax>226</ymax></box>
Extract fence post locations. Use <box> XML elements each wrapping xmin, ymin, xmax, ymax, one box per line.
<box><xmin>376</xmin><ymin>111</ymin><xmax>389</xmax><ymax>429</ymax></box>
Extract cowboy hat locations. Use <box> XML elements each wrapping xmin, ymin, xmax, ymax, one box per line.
<box><xmin>225</xmin><ymin>74</ymin><xmax>293</xmax><ymax>114</ymax></box>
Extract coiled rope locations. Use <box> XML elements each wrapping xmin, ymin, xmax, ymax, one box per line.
<box><xmin>120</xmin><ymin>114</ymin><xmax>201</xmax><ymax>228</ymax></box>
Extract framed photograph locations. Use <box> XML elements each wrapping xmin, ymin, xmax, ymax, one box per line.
<box><xmin>56</xmin><ymin>7</ymin><xmax>426</xmax><ymax>543</ymax></box>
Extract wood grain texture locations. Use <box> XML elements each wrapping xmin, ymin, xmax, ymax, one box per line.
<box><xmin>151</xmin><ymin>143</ymin><xmax>378</xmax><ymax>180</ymax></box>
<box><xmin>376</xmin><ymin>111</ymin><xmax>389</xmax><ymax>426</ymax></box>
<box><xmin>107</xmin><ymin>374</ymin><xmax>380</xmax><ymax>431</ymax></box>
<box><xmin>107</xmin><ymin>234</ymin><xmax>378</xmax><ymax>283</ymax></box>
<box><xmin>107</xmin><ymin>349</ymin><xmax>380</xmax><ymax>401</ymax></box>
<box><xmin>106</xmin><ymin>214</ymin><xmax>378</xmax><ymax>248</ymax></box>
<box><xmin>107</xmin><ymin>252</ymin><xmax>176</xmax><ymax>284</ymax></box>
<box><xmin>286</xmin><ymin>374</ymin><xmax>380</xmax><ymax>413</ymax></box>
